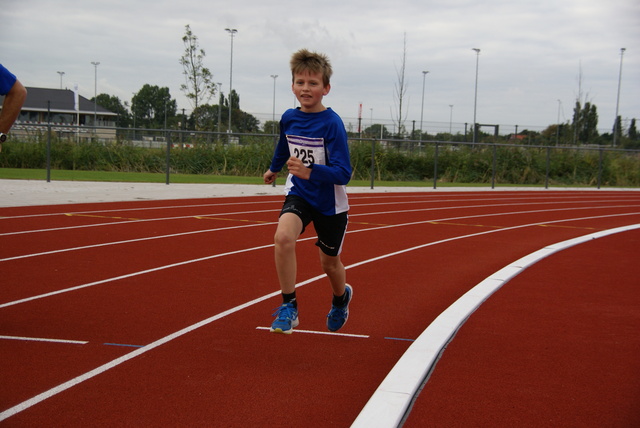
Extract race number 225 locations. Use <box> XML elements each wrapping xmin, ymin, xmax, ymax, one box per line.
<box><xmin>293</xmin><ymin>147</ymin><xmax>315</xmax><ymax>166</ymax></box>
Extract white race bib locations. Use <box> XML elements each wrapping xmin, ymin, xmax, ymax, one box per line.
<box><xmin>286</xmin><ymin>135</ymin><xmax>326</xmax><ymax>167</ymax></box>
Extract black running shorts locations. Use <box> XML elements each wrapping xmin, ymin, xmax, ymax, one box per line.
<box><xmin>279</xmin><ymin>194</ymin><xmax>348</xmax><ymax>257</ymax></box>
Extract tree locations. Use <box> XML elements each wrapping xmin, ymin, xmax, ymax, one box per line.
<box><xmin>132</xmin><ymin>84</ymin><xmax>177</xmax><ymax>129</ymax></box>
<box><xmin>94</xmin><ymin>93</ymin><xmax>131</xmax><ymax>128</ymax></box>
<box><xmin>364</xmin><ymin>124</ymin><xmax>390</xmax><ymax>139</ymax></box>
<box><xmin>572</xmin><ymin>101</ymin><xmax>599</xmax><ymax>144</ymax></box>
<box><xmin>179</xmin><ymin>24</ymin><xmax>216</xmax><ymax>116</ymax></box>
<box><xmin>625</xmin><ymin>118</ymin><xmax>639</xmax><ymax>149</ymax></box>
<box><xmin>223</xmin><ymin>89</ymin><xmax>255</xmax><ymax>132</ymax></box>
<box><xmin>613</xmin><ymin>115</ymin><xmax>623</xmax><ymax>144</ymax></box>
<box><xmin>542</xmin><ymin>123</ymin><xmax>569</xmax><ymax>146</ymax></box>
<box><xmin>227</xmin><ymin>90</ymin><xmax>240</xmax><ymax>115</ymax></box>
<box><xmin>392</xmin><ymin>32</ymin><xmax>409</xmax><ymax>138</ymax></box>
<box><xmin>191</xmin><ymin>104</ymin><xmax>221</xmax><ymax>132</ymax></box>
<box><xmin>628</xmin><ymin>118</ymin><xmax>637</xmax><ymax>140</ymax></box>
<box><xmin>235</xmin><ymin>110</ymin><xmax>261</xmax><ymax>133</ymax></box>
<box><xmin>263</xmin><ymin>120</ymin><xmax>279</xmax><ymax>134</ymax></box>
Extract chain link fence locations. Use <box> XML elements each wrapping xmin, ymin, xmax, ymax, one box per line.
<box><xmin>2</xmin><ymin>123</ymin><xmax>639</xmax><ymax>189</ymax></box>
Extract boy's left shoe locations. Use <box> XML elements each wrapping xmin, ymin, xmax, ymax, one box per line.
<box><xmin>327</xmin><ymin>284</ymin><xmax>352</xmax><ymax>332</ymax></box>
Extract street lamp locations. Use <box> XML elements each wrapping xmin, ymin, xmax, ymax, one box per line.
<box><xmin>370</xmin><ymin>108</ymin><xmax>373</xmax><ymax>136</ymax></box>
<box><xmin>225</xmin><ymin>28</ymin><xmax>237</xmax><ymax>134</ymax></box>
<box><xmin>91</xmin><ymin>61</ymin><xmax>100</xmax><ymax>128</ymax></box>
<box><xmin>472</xmin><ymin>48</ymin><xmax>480</xmax><ymax>144</ymax></box>
<box><xmin>419</xmin><ymin>70</ymin><xmax>429</xmax><ymax>142</ymax></box>
<box><xmin>57</xmin><ymin>71</ymin><xmax>65</xmax><ymax>89</ymax></box>
<box><xmin>613</xmin><ymin>47</ymin><xmax>626</xmax><ymax>147</ymax></box>
<box><xmin>556</xmin><ymin>99</ymin><xmax>562</xmax><ymax>146</ymax></box>
<box><xmin>449</xmin><ymin>104</ymin><xmax>454</xmax><ymax>137</ymax></box>
<box><xmin>270</xmin><ymin>74</ymin><xmax>278</xmax><ymax>134</ymax></box>
<box><xmin>217</xmin><ymin>82</ymin><xmax>223</xmax><ymax>137</ymax></box>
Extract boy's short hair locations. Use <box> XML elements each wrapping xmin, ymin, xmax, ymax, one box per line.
<box><xmin>290</xmin><ymin>49</ymin><xmax>333</xmax><ymax>86</ymax></box>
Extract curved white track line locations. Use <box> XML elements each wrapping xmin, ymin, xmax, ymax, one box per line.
<box><xmin>349</xmin><ymin>223</ymin><xmax>640</xmax><ymax>428</ymax></box>
<box><xmin>1</xmin><ymin>214</ymin><xmax>638</xmax><ymax>421</ymax></box>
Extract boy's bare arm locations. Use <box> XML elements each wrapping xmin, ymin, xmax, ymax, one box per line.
<box><xmin>263</xmin><ymin>169</ymin><xmax>278</xmax><ymax>184</ymax></box>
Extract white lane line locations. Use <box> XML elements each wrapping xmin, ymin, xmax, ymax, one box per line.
<box><xmin>349</xmin><ymin>224</ymin><xmax>640</xmax><ymax>428</ymax></box>
<box><xmin>4</xmin><ymin>197</ymin><xmax>636</xmax><ymax>237</ymax></box>
<box><xmin>0</xmin><ymin>288</ymin><xmax>279</xmax><ymax>422</ymax></box>
<box><xmin>0</xmin><ymin>335</ymin><xmax>88</xmax><ymax>345</ymax></box>
<box><xmin>0</xmin><ymin>199</ymin><xmax>280</xmax><ymax>220</ymax></box>
<box><xmin>0</xmin><ymin>221</ymin><xmax>275</xmax><ymax>262</ymax></box>
<box><xmin>0</xmin><ymin>207</ymin><xmax>280</xmax><ymax>237</ymax></box>
<box><xmin>2</xmin><ymin>211</ymin><xmax>638</xmax><ymax>309</ymax></box>
<box><xmin>255</xmin><ymin>326</ymin><xmax>369</xmax><ymax>339</ymax></box>
<box><xmin>1</xmin><ymin>214</ymin><xmax>638</xmax><ymax>421</ymax></box>
<box><xmin>0</xmin><ymin>242</ymin><xmax>276</xmax><ymax>309</ymax></box>
<box><xmin>2</xmin><ymin>192</ymin><xmax>632</xmax><ymax>222</ymax></box>
<box><xmin>3</xmin><ymin>201</ymin><xmax>638</xmax><ymax>262</ymax></box>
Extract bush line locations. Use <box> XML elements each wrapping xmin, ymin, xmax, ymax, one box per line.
<box><xmin>1</xmin><ymin>137</ymin><xmax>639</xmax><ymax>187</ymax></box>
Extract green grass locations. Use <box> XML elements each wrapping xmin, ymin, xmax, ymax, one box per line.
<box><xmin>0</xmin><ymin>167</ymin><xmax>474</xmax><ymax>188</ymax></box>
<box><xmin>0</xmin><ymin>168</ymin><xmax>264</xmax><ymax>184</ymax></box>
<box><xmin>0</xmin><ymin>167</ymin><xmax>623</xmax><ymax>189</ymax></box>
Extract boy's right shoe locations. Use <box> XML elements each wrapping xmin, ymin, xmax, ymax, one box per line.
<box><xmin>327</xmin><ymin>284</ymin><xmax>353</xmax><ymax>332</ymax></box>
<box><xmin>270</xmin><ymin>302</ymin><xmax>299</xmax><ymax>334</ymax></box>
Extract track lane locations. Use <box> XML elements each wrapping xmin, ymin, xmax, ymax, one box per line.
<box><xmin>1</xmin><ymin>191</ymin><xmax>638</xmax><ymax>426</ymax></box>
<box><xmin>401</xmin><ymin>228</ymin><xmax>640</xmax><ymax>427</ymax></box>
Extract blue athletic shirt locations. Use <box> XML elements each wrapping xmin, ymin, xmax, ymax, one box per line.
<box><xmin>0</xmin><ymin>64</ymin><xmax>18</xmax><ymax>96</ymax></box>
<box><xmin>269</xmin><ymin>107</ymin><xmax>352</xmax><ymax>216</ymax></box>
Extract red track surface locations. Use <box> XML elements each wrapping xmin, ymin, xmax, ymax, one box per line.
<box><xmin>1</xmin><ymin>190</ymin><xmax>639</xmax><ymax>427</ymax></box>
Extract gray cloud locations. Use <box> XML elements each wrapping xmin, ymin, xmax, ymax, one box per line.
<box><xmin>2</xmin><ymin>0</ymin><xmax>638</xmax><ymax>134</ymax></box>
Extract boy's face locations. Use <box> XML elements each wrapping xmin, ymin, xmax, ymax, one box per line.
<box><xmin>292</xmin><ymin>70</ymin><xmax>331</xmax><ymax>113</ymax></box>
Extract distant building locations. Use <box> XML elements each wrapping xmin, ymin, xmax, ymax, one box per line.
<box><xmin>1</xmin><ymin>87</ymin><xmax>118</xmax><ymax>140</ymax></box>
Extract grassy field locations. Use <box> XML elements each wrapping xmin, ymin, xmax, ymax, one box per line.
<box><xmin>0</xmin><ymin>167</ymin><xmax>455</xmax><ymax>188</ymax></box>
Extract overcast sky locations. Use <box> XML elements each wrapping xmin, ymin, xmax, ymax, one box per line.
<box><xmin>3</xmin><ymin>0</ymin><xmax>639</xmax><ymax>134</ymax></box>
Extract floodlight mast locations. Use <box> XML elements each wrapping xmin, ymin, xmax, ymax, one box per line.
<box><xmin>419</xmin><ymin>70</ymin><xmax>429</xmax><ymax>142</ymax></box>
<box><xmin>472</xmin><ymin>48</ymin><xmax>480</xmax><ymax>144</ymax></box>
<box><xmin>613</xmin><ymin>47</ymin><xmax>626</xmax><ymax>147</ymax></box>
<box><xmin>91</xmin><ymin>61</ymin><xmax>100</xmax><ymax>128</ymax></box>
<box><xmin>225</xmin><ymin>28</ymin><xmax>238</xmax><ymax>134</ymax></box>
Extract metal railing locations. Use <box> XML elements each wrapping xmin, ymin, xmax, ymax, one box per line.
<box><xmin>6</xmin><ymin>123</ymin><xmax>640</xmax><ymax>189</ymax></box>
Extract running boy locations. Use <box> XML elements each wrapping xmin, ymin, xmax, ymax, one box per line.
<box><xmin>263</xmin><ymin>49</ymin><xmax>352</xmax><ymax>334</ymax></box>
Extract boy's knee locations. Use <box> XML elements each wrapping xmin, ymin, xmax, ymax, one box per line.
<box><xmin>274</xmin><ymin>230</ymin><xmax>296</xmax><ymax>249</ymax></box>
<box><xmin>320</xmin><ymin>255</ymin><xmax>342</xmax><ymax>274</ymax></box>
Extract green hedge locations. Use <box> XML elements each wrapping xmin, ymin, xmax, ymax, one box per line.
<box><xmin>2</xmin><ymin>137</ymin><xmax>639</xmax><ymax>187</ymax></box>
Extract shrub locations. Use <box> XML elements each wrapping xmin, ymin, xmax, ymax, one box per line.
<box><xmin>2</xmin><ymin>135</ymin><xmax>639</xmax><ymax>187</ymax></box>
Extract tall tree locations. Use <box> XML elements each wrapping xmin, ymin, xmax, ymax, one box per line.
<box><xmin>94</xmin><ymin>93</ymin><xmax>131</xmax><ymax>128</ymax></box>
<box><xmin>613</xmin><ymin>115</ymin><xmax>623</xmax><ymax>143</ymax></box>
<box><xmin>191</xmin><ymin>104</ymin><xmax>220</xmax><ymax>132</ymax></box>
<box><xmin>625</xmin><ymin>118</ymin><xmax>639</xmax><ymax>149</ymax></box>
<box><xmin>392</xmin><ymin>32</ymin><xmax>409</xmax><ymax>138</ymax></box>
<box><xmin>628</xmin><ymin>118</ymin><xmax>637</xmax><ymax>140</ymax></box>
<box><xmin>572</xmin><ymin>101</ymin><xmax>599</xmax><ymax>144</ymax></box>
<box><xmin>179</xmin><ymin>24</ymin><xmax>216</xmax><ymax>115</ymax></box>
<box><xmin>132</xmin><ymin>84</ymin><xmax>177</xmax><ymax>129</ymax></box>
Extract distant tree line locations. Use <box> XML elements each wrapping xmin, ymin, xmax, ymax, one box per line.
<box><xmin>91</xmin><ymin>26</ymin><xmax>638</xmax><ymax>150</ymax></box>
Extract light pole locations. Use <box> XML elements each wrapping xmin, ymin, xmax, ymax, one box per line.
<box><xmin>449</xmin><ymin>104</ymin><xmax>454</xmax><ymax>137</ymax></box>
<box><xmin>419</xmin><ymin>70</ymin><xmax>429</xmax><ymax>142</ymax></box>
<box><xmin>370</xmin><ymin>108</ymin><xmax>373</xmax><ymax>136</ymax></box>
<box><xmin>91</xmin><ymin>61</ymin><xmax>100</xmax><ymax>127</ymax></box>
<box><xmin>472</xmin><ymin>48</ymin><xmax>480</xmax><ymax>144</ymax></box>
<box><xmin>132</xmin><ymin>92</ymin><xmax>136</xmax><ymax>140</ymax></box>
<box><xmin>270</xmin><ymin>74</ymin><xmax>278</xmax><ymax>134</ymax></box>
<box><xmin>613</xmin><ymin>47</ymin><xmax>626</xmax><ymax>147</ymax></box>
<box><xmin>57</xmin><ymin>71</ymin><xmax>65</xmax><ymax>89</ymax></box>
<box><xmin>556</xmin><ymin>99</ymin><xmax>562</xmax><ymax>146</ymax></box>
<box><xmin>216</xmin><ymin>82</ymin><xmax>223</xmax><ymax>138</ymax></box>
<box><xmin>225</xmin><ymin>28</ymin><xmax>237</xmax><ymax>134</ymax></box>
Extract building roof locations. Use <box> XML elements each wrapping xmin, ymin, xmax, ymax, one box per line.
<box><xmin>5</xmin><ymin>87</ymin><xmax>117</xmax><ymax>116</ymax></box>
